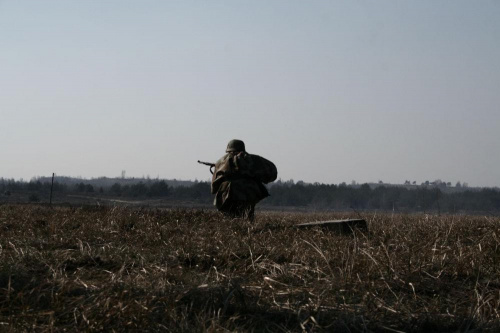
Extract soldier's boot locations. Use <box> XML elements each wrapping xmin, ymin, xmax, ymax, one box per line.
<box><xmin>247</xmin><ymin>204</ymin><xmax>256</xmax><ymax>222</ymax></box>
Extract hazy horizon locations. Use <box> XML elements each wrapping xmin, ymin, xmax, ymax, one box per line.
<box><xmin>0</xmin><ymin>172</ymin><xmax>491</xmax><ymax>189</ymax></box>
<box><xmin>2</xmin><ymin>1</ymin><xmax>499</xmax><ymax>187</ymax></box>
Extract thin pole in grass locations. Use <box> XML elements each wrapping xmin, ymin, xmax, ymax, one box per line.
<box><xmin>49</xmin><ymin>173</ymin><xmax>55</xmax><ymax>206</ymax></box>
<box><xmin>436</xmin><ymin>189</ymin><xmax>441</xmax><ymax>216</ymax></box>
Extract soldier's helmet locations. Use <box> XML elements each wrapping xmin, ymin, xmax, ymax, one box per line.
<box><xmin>226</xmin><ymin>139</ymin><xmax>246</xmax><ymax>153</ymax></box>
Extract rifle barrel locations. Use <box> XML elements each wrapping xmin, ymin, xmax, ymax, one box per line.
<box><xmin>197</xmin><ymin>160</ymin><xmax>215</xmax><ymax>167</ymax></box>
<box><xmin>197</xmin><ymin>160</ymin><xmax>216</xmax><ymax>174</ymax></box>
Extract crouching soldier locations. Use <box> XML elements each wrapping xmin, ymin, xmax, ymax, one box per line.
<box><xmin>211</xmin><ymin>139</ymin><xmax>277</xmax><ymax>221</ymax></box>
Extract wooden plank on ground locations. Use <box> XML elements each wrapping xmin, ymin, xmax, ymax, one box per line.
<box><xmin>295</xmin><ymin>219</ymin><xmax>367</xmax><ymax>233</ymax></box>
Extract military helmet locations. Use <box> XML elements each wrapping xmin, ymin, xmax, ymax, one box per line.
<box><xmin>226</xmin><ymin>139</ymin><xmax>246</xmax><ymax>153</ymax></box>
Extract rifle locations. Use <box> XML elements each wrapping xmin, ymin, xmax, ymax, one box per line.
<box><xmin>197</xmin><ymin>160</ymin><xmax>215</xmax><ymax>175</ymax></box>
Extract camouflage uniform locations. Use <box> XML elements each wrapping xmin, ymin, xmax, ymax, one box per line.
<box><xmin>211</xmin><ymin>141</ymin><xmax>277</xmax><ymax>220</ymax></box>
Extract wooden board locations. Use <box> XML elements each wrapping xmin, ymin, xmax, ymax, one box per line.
<box><xmin>295</xmin><ymin>219</ymin><xmax>367</xmax><ymax>233</ymax></box>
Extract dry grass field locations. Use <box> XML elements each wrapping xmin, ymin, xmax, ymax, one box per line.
<box><xmin>0</xmin><ymin>204</ymin><xmax>499</xmax><ymax>332</ymax></box>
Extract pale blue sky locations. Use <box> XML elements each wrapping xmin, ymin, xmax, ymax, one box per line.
<box><xmin>1</xmin><ymin>1</ymin><xmax>499</xmax><ymax>186</ymax></box>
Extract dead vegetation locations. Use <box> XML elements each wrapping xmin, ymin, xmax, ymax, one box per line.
<box><xmin>0</xmin><ymin>204</ymin><xmax>499</xmax><ymax>332</ymax></box>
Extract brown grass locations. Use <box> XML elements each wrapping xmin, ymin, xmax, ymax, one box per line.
<box><xmin>0</xmin><ymin>204</ymin><xmax>499</xmax><ymax>332</ymax></box>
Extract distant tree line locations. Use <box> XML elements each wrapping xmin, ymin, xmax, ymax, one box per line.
<box><xmin>0</xmin><ymin>178</ymin><xmax>211</xmax><ymax>204</ymax></box>
<box><xmin>1</xmin><ymin>178</ymin><xmax>499</xmax><ymax>214</ymax></box>
<box><xmin>264</xmin><ymin>182</ymin><xmax>500</xmax><ymax>213</ymax></box>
